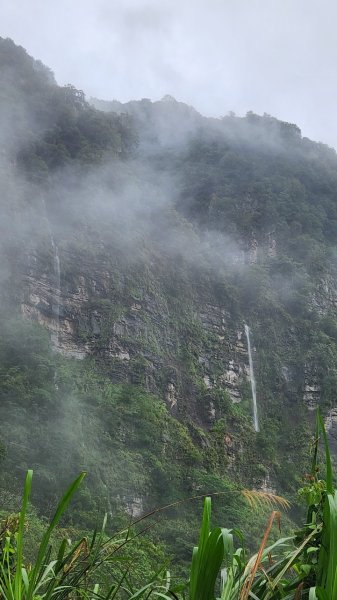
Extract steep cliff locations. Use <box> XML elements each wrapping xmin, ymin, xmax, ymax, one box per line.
<box><xmin>1</xmin><ymin>38</ymin><xmax>337</xmax><ymax>555</ymax></box>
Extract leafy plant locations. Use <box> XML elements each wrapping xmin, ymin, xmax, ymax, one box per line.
<box><xmin>0</xmin><ymin>470</ymin><xmax>176</xmax><ymax>599</ymax></box>
<box><xmin>187</xmin><ymin>409</ymin><xmax>337</xmax><ymax>599</ymax></box>
<box><xmin>2</xmin><ymin>410</ymin><xmax>337</xmax><ymax>599</ymax></box>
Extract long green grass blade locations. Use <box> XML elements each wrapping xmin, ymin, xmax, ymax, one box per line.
<box><xmin>189</xmin><ymin>497</ymin><xmax>212</xmax><ymax>600</ymax></box>
<box><xmin>27</xmin><ymin>471</ymin><xmax>85</xmax><ymax>599</ymax></box>
<box><xmin>55</xmin><ymin>538</ymin><xmax>68</xmax><ymax>569</ymax></box>
<box><xmin>14</xmin><ymin>469</ymin><xmax>32</xmax><ymax>600</ymax></box>
<box><xmin>317</xmin><ymin>410</ymin><xmax>333</xmax><ymax>494</ymax></box>
<box><xmin>198</xmin><ymin>497</ymin><xmax>211</xmax><ymax>554</ymax></box>
<box><xmin>189</xmin><ymin>496</ymin><xmax>233</xmax><ymax>600</ymax></box>
<box><xmin>326</xmin><ymin>492</ymin><xmax>337</xmax><ymax>597</ymax></box>
<box><xmin>196</xmin><ymin>527</ymin><xmax>225</xmax><ymax>599</ymax></box>
<box><xmin>311</xmin><ymin>412</ymin><xmax>320</xmax><ymax>479</ymax></box>
<box><xmin>191</xmin><ymin>497</ymin><xmax>212</xmax><ymax>599</ymax></box>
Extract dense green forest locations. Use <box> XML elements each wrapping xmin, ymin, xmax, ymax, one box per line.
<box><xmin>1</xmin><ymin>36</ymin><xmax>337</xmax><ymax>587</ymax></box>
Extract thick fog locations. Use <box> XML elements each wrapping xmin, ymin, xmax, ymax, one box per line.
<box><xmin>2</xmin><ymin>0</ymin><xmax>337</xmax><ymax>148</ymax></box>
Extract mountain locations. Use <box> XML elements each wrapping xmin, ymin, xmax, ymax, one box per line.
<box><xmin>1</xmin><ymin>37</ymin><xmax>337</xmax><ymax>561</ymax></box>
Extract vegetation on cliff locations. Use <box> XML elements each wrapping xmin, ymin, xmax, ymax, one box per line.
<box><xmin>0</xmin><ymin>413</ymin><xmax>335</xmax><ymax>599</ymax></box>
<box><xmin>1</xmin><ymin>37</ymin><xmax>337</xmax><ymax>577</ymax></box>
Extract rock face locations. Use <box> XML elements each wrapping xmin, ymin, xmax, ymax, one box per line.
<box><xmin>124</xmin><ymin>496</ymin><xmax>144</xmax><ymax>518</ymax></box>
<box><xmin>9</xmin><ymin>208</ymin><xmax>337</xmax><ymax>529</ymax></box>
<box><xmin>17</xmin><ymin>205</ymin><xmax>337</xmax><ymax>461</ymax></box>
<box><xmin>166</xmin><ymin>382</ymin><xmax>178</xmax><ymax>408</ymax></box>
<box><xmin>21</xmin><ymin>236</ymin><xmax>266</xmax><ymax>423</ymax></box>
<box><xmin>22</xmin><ymin>251</ymin><xmax>92</xmax><ymax>359</ymax></box>
<box><xmin>303</xmin><ymin>382</ymin><xmax>321</xmax><ymax>411</ymax></box>
<box><xmin>303</xmin><ymin>365</ymin><xmax>321</xmax><ymax>410</ymax></box>
<box><xmin>22</xmin><ymin>232</ymin><xmax>332</xmax><ymax>434</ymax></box>
<box><xmin>220</xmin><ymin>360</ymin><xmax>242</xmax><ymax>403</ymax></box>
<box><xmin>311</xmin><ymin>275</ymin><xmax>337</xmax><ymax>316</ymax></box>
<box><xmin>258</xmin><ymin>472</ymin><xmax>276</xmax><ymax>494</ymax></box>
<box><xmin>268</xmin><ymin>238</ymin><xmax>277</xmax><ymax>258</ymax></box>
<box><xmin>248</xmin><ymin>238</ymin><xmax>258</xmax><ymax>264</ymax></box>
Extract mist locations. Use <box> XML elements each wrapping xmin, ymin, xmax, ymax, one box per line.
<box><xmin>3</xmin><ymin>0</ymin><xmax>337</xmax><ymax>148</ymax></box>
<box><xmin>1</xmin><ymin>35</ymin><xmax>337</xmax><ymax>552</ymax></box>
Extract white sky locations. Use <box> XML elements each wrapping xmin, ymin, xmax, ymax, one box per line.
<box><xmin>2</xmin><ymin>0</ymin><xmax>337</xmax><ymax>147</ymax></box>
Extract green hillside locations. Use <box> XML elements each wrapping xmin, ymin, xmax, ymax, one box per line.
<box><xmin>1</xmin><ymin>37</ymin><xmax>337</xmax><ymax>570</ymax></box>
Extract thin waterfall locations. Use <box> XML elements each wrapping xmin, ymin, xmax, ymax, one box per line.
<box><xmin>244</xmin><ymin>324</ymin><xmax>259</xmax><ymax>432</ymax></box>
<box><xmin>50</xmin><ymin>235</ymin><xmax>61</xmax><ymax>347</ymax></box>
<box><xmin>42</xmin><ymin>197</ymin><xmax>61</xmax><ymax>348</ymax></box>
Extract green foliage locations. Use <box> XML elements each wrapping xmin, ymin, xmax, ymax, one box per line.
<box><xmin>2</xmin><ymin>414</ymin><xmax>337</xmax><ymax>599</ymax></box>
<box><xmin>189</xmin><ymin>497</ymin><xmax>233</xmax><ymax>600</ymax></box>
<box><xmin>0</xmin><ymin>471</ymin><xmax>175</xmax><ymax>599</ymax></box>
<box><xmin>0</xmin><ymin>37</ymin><xmax>137</xmax><ymax>174</ymax></box>
<box><xmin>3</xmin><ymin>36</ymin><xmax>337</xmax><ymax>587</ymax></box>
<box><xmin>184</xmin><ymin>412</ymin><xmax>337</xmax><ymax>599</ymax></box>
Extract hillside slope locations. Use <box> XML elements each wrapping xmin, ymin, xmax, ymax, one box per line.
<box><xmin>1</xmin><ymin>38</ymin><xmax>337</xmax><ymax>558</ymax></box>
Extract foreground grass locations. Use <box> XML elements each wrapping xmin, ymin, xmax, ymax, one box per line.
<box><xmin>0</xmin><ymin>410</ymin><xmax>336</xmax><ymax>599</ymax></box>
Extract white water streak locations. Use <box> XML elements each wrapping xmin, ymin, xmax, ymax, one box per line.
<box><xmin>244</xmin><ymin>324</ymin><xmax>259</xmax><ymax>432</ymax></box>
<box><xmin>42</xmin><ymin>198</ymin><xmax>61</xmax><ymax>348</ymax></box>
